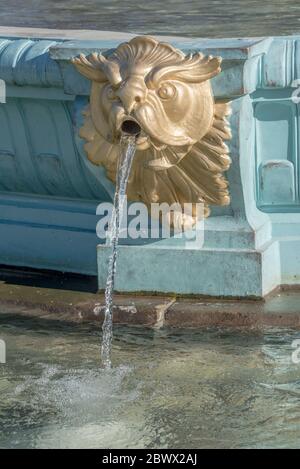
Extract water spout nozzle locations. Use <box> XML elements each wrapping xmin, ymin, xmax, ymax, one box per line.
<box><xmin>121</xmin><ymin>119</ymin><xmax>141</xmax><ymax>137</ymax></box>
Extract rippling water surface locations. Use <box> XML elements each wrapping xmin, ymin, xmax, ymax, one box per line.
<box><xmin>0</xmin><ymin>0</ymin><xmax>300</xmax><ymax>38</ymax></box>
<box><xmin>1</xmin><ymin>311</ymin><xmax>300</xmax><ymax>448</ymax></box>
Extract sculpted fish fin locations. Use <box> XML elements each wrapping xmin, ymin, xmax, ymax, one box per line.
<box><xmin>72</xmin><ymin>53</ymin><xmax>122</xmax><ymax>85</ymax></box>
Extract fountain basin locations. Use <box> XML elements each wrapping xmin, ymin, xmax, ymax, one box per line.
<box><xmin>1</xmin><ymin>304</ymin><xmax>300</xmax><ymax>448</ymax></box>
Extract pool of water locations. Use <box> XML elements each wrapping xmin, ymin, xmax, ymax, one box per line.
<box><xmin>0</xmin><ymin>0</ymin><xmax>300</xmax><ymax>38</ymax></box>
<box><xmin>1</xmin><ymin>311</ymin><xmax>300</xmax><ymax>448</ymax></box>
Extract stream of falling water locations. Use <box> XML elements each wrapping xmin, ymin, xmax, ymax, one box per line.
<box><xmin>101</xmin><ymin>135</ymin><xmax>137</xmax><ymax>368</ymax></box>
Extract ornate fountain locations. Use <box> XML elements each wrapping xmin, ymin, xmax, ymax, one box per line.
<box><xmin>0</xmin><ymin>27</ymin><xmax>298</xmax><ymax>297</ymax></box>
<box><xmin>72</xmin><ymin>36</ymin><xmax>231</xmax><ymax>224</ymax></box>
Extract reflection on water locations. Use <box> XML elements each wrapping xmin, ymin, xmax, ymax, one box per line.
<box><xmin>0</xmin><ymin>0</ymin><xmax>300</xmax><ymax>38</ymax></box>
<box><xmin>0</xmin><ymin>313</ymin><xmax>300</xmax><ymax>448</ymax></box>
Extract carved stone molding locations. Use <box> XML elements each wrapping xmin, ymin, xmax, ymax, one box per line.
<box><xmin>72</xmin><ymin>36</ymin><xmax>231</xmax><ymax>220</ymax></box>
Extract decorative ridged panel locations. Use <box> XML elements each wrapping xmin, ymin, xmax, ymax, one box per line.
<box><xmin>0</xmin><ymin>38</ymin><xmax>63</xmax><ymax>87</ymax></box>
<box><xmin>261</xmin><ymin>38</ymin><xmax>300</xmax><ymax>88</ymax></box>
<box><xmin>254</xmin><ymin>97</ymin><xmax>300</xmax><ymax>211</ymax></box>
<box><xmin>254</xmin><ymin>38</ymin><xmax>300</xmax><ymax>212</ymax></box>
<box><xmin>0</xmin><ymin>97</ymin><xmax>112</xmax><ymax>200</ymax></box>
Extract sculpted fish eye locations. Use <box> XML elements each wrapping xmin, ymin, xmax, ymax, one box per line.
<box><xmin>157</xmin><ymin>82</ymin><xmax>176</xmax><ymax>100</ymax></box>
<box><xmin>106</xmin><ymin>84</ymin><xmax>121</xmax><ymax>100</ymax></box>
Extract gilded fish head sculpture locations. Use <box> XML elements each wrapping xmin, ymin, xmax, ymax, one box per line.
<box><xmin>72</xmin><ymin>36</ymin><xmax>231</xmax><ymax>222</ymax></box>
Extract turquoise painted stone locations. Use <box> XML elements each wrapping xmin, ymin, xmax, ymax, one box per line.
<box><xmin>0</xmin><ymin>28</ymin><xmax>299</xmax><ymax>296</ymax></box>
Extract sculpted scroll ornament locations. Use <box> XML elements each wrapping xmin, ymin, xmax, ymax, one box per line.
<box><xmin>72</xmin><ymin>36</ymin><xmax>231</xmax><ymax>224</ymax></box>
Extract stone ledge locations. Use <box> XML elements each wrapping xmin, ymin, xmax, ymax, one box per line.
<box><xmin>1</xmin><ymin>280</ymin><xmax>300</xmax><ymax>329</ymax></box>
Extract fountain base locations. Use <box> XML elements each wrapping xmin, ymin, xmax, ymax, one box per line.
<box><xmin>97</xmin><ymin>229</ymin><xmax>280</xmax><ymax>299</ymax></box>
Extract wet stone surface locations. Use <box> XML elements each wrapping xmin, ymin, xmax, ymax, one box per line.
<box><xmin>0</xmin><ymin>269</ymin><xmax>300</xmax><ymax>328</ymax></box>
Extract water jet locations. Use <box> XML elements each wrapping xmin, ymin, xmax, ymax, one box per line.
<box><xmin>71</xmin><ymin>36</ymin><xmax>233</xmax><ymax>364</ymax></box>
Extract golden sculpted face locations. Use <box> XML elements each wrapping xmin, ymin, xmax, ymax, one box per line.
<box><xmin>72</xmin><ymin>36</ymin><xmax>231</xmax><ymax>221</ymax></box>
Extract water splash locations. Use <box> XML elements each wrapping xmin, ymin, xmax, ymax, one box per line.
<box><xmin>101</xmin><ymin>135</ymin><xmax>137</xmax><ymax>368</ymax></box>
